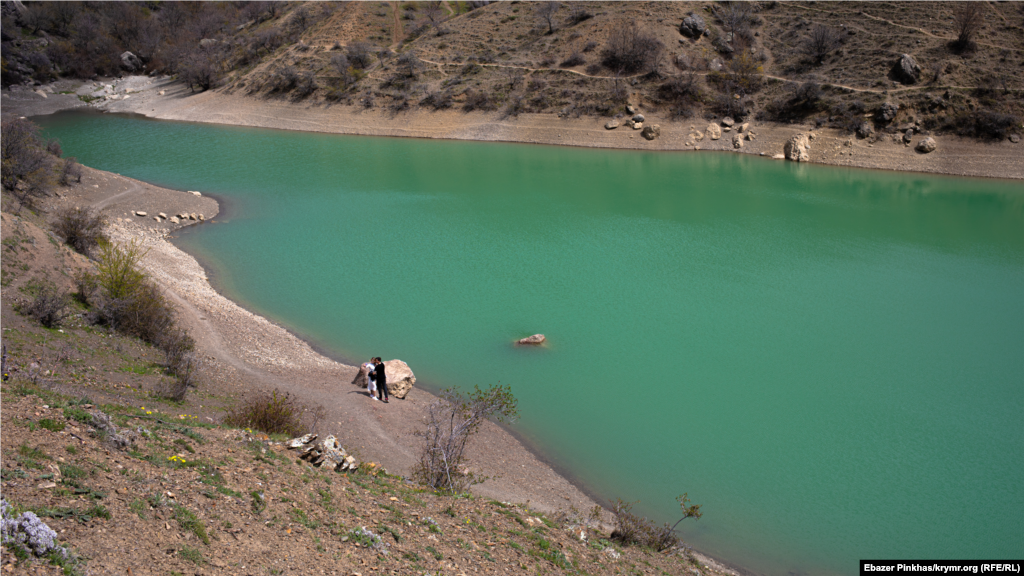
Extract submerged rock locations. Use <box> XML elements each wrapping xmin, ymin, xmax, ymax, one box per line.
<box><xmin>516</xmin><ymin>334</ymin><xmax>546</xmax><ymax>345</ymax></box>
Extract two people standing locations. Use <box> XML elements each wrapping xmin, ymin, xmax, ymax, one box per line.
<box><xmin>354</xmin><ymin>357</ymin><xmax>389</xmax><ymax>402</ymax></box>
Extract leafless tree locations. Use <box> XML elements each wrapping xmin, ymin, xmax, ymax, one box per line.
<box><xmin>567</xmin><ymin>3</ymin><xmax>593</xmax><ymax>25</ymax></box>
<box><xmin>951</xmin><ymin>3</ymin><xmax>983</xmax><ymax>53</ymax></box>
<box><xmin>1</xmin><ymin>118</ymin><xmax>52</xmax><ymax>210</ymax></box>
<box><xmin>803</xmin><ymin>23</ymin><xmax>841</xmax><ymax>64</ymax></box>
<box><xmin>537</xmin><ymin>1</ymin><xmax>561</xmax><ymax>35</ymax></box>
<box><xmin>412</xmin><ymin>385</ymin><xmax>518</xmax><ymax>493</ymax></box>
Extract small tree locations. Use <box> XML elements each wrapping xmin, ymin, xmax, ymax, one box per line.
<box><xmin>413</xmin><ymin>384</ymin><xmax>518</xmax><ymax>493</ymax></box>
<box><xmin>611</xmin><ymin>493</ymin><xmax>702</xmax><ymax>551</ymax></box>
<box><xmin>1</xmin><ymin>118</ymin><xmax>52</xmax><ymax>209</ymax></box>
<box><xmin>804</xmin><ymin>24</ymin><xmax>841</xmax><ymax>64</ymax></box>
<box><xmin>51</xmin><ymin>207</ymin><xmax>106</xmax><ymax>258</ymax></box>
<box><xmin>951</xmin><ymin>3</ymin><xmax>983</xmax><ymax>53</ymax></box>
<box><xmin>537</xmin><ymin>1</ymin><xmax>561</xmax><ymax>35</ymax></box>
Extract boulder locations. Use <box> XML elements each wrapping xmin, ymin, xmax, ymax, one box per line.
<box><xmin>706</xmin><ymin>123</ymin><xmax>722</xmax><ymax>141</ymax></box>
<box><xmin>856</xmin><ymin>121</ymin><xmax>874</xmax><ymax>139</ymax></box>
<box><xmin>1009</xmin><ymin>134</ymin><xmax>1021</xmax><ymax>144</ymax></box>
<box><xmin>120</xmin><ymin>51</ymin><xmax>143</xmax><ymax>72</ymax></box>
<box><xmin>903</xmin><ymin>130</ymin><xmax>914</xmax><ymax>144</ymax></box>
<box><xmin>738</xmin><ymin>122</ymin><xmax>749</xmax><ymax>133</ymax></box>
<box><xmin>135</xmin><ymin>211</ymin><xmax>147</xmax><ymax>217</ymax></box>
<box><xmin>679</xmin><ymin>13</ymin><xmax>707</xmax><ymax>38</ymax></box>
<box><xmin>892</xmin><ymin>54</ymin><xmax>921</xmax><ymax>84</ymax></box>
<box><xmin>190</xmin><ymin>191</ymin><xmax>202</xmax><ymax>196</ymax></box>
<box><xmin>784</xmin><ymin>134</ymin><xmax>811</xmax><ymax>162</ymax></box>
<box><xmin>383</xmin><ymin>359</ymin><xmax>416</xmax><ymax>399</ymax></box>
<box><xmin>517</xmin><ymin>334</ymin><xmax>546</xmax><ymax>345</ymax></box>
<box><xmin>915</xmin><ymin>137</ymin><xmax>936</xmax><ymax>153</ymax></box>
<box><xmin>169</xmin><ymin>217</ymin><xmax>179</xmax><ymax>224</ymax></box>
<box><xmin>630</xmin><ymin>120</ymin><xmax>643</xmax><ymax>130</ymax></box>
<box><xmin>604</xmin><ymin>120</ymin><xmax>620</xmax><ymax>130</ymax></box>
<box><xmin>732</xmin><ymin>134</ymin><xmax>743</xmax><ymax>149</ymax></box>
<box><xmin>641</xmin><ymin>124</ymin><xmax>661</xmax><ymax>141</ymax></box>
<box><xmin>879</xmin><ymin>102</ymin><xmax>899</xmax><ymax>122</ymax></box>
<box><xmin>632</xmin><ymin>113</ymin><xmax>645</xmax><ymax>123</ymax></box>
<box><xmin>721</xmin><ymin>117</ymin><xmax>735</xmax><ymax>127</ymax></box>
<box><xmin>158</xmin><ymin>212</ymin><xmax>167</xmax><ymax>219</ymax></box>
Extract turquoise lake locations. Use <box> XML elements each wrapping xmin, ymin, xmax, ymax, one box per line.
<box><xmin>37</xmin><ymin>111</ymin><xmax>1024</xmax><ymax>575</ymax></box>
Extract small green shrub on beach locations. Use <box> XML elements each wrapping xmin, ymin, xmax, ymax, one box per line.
<box><xmin>611</xmin><ymin>493</ymin><xmax>702</xmax><ymax>551</ymax></box>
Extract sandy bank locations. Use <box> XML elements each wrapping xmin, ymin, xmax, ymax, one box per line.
<box><xmin>7</xmin><ymin>75</ymin><xmax>1019</xmax><ymax>180</ymax></box>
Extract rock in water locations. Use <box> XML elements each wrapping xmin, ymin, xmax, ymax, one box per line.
<box><xmin>517</xmin><ymin>334</ymin><xmax>546</xmax><ymax>345</ymax></box>
<box><xmin>892</xmin><ymin>54</ymin><xmax>921</xmax><ymax>84</ymax></box>
<box><xmin>915</xmin><ymin>137</ymin><xmax>936</xmax><ymax>153</ymax></box>
<box><xmin>383</xmin><ymin>359</ymin><xmax>416</xmax><ymax>399</ymax></box>
<box><xmin>706</xmin><ymin>123</ymin><xmax>722</xmax><ymax>141</ymax></box>
<box><xmin>784</xmin><ymin>134</ymin><xmax>811</xmax><ymax>162</ymax></box>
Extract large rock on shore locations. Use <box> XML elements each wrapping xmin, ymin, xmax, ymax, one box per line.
<box><xmin>892</xmin><ymin>54</ymin><xmax>921</xmax><ymax>84</ymax></box>
<box><xmin>641</xmin><ymin>124</ymin><xmax>661</xmax><ymax>141</ymax></box>
<box><xmin>706</xmin><ymin>123</ymin><xmax>722</xmax><ymax>141</ymax></box>
<box><xmin>383</xmin><ymin>359</ymin><xmax>416</xmax><ymax>399</ymax></box>
<box><xmin>784</xmin><ymin>134</ymin><xmax>811</xmax><ymax>162</ymax></box>
<box><xmin>915</xmin><ymin>137</ymin><xmax>936</xmax><ymax>154</ymax></box>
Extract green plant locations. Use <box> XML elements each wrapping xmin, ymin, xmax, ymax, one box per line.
<box><xmin>172</xmin><ymin>505</ymin><xmax>210</xmax><ymax>544</ymax></box>
<box><xmin>129</xmin><ymin>498</ymin><xmax>147</xmax><ymax>519</ymax></box>
<box><xmin>39</xmin><ymin>418</ymin><xmax>65</xmax><ymax>432</ymax></box>
<box><xmin>178</xmin><ymin>546</ymin><xmax>205</xmax><ymax>565</ymax></box>
<box><xmin>610</xmin><ymin>493</ymin><xmax>701</xmax><ymax>551</ymax></box>
<box><xmin>250</xmin><ymin>490</ymin><xmax>266</xmax><ymax>514</ymax></box>
<box><xmin>51</xmin><ymin>207</ymin><xmax>106</xmax><ymax>257</ymax></box>
<box><xmin>224</xmin><ymin>389</ymin><xmax>323</xmax><ymax>437</ymax></box>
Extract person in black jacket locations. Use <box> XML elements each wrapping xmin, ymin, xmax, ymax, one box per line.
<box><xmin>373</xmin><ymin>357</ymin><xmax>389</xmax><ymax>403</ymax></box>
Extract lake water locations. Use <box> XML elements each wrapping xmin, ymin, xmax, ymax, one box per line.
<box><xmin>37</xmin><ymin>111</ymin><xmax>1024</xmax><ymax>575</ymax></box>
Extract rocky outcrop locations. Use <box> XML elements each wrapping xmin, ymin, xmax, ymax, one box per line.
<box><xmin>383</xmin><ymin>359</ymin><xmax>415</xmax><ymax>399</ymax></box>
<box><xmin>287</xmin><ymin>434</ymin><xmax>358</xmax><ymax>471</ymax></box>
<box><xmin>516</xmin><ymin>334</ymin><xmax>546</xmax><ymax>345</ymax></box>
<box><xmin>879</xmin><ymin>102</ymin><xmax>899</xmax><ymax>122</ymax></box>
<box><xmin>120</xmin><ymin>51</ymin><xmax>143</xmax><ymax>72</ymax></box>
<box><xmin>679</xmin><ymin>13</ymin><xmax>707</xmax><ymax>38</ymax></box>
<box><xmin>892</xmin><ymin>54</ymin><xmax>921</xmax><ymax>84</ymax></box>
<box><xmin>784</xmin><ymin>134</ymin><xmax>811</xmax><ymax>162</ymax></box>
<box><xmin>706</xmin><ymin>123</ymin><xmax>722</xmax><ymax>141</ymax></box>
<box><xmin>641</xmin><ymin>124</ymin><xmax>661</xmax><ymax>141</ymax></box>
<box><xmin>915</xmin><ymin>137</ymin><xmax>936</xmax><ymax>153</ymax></box>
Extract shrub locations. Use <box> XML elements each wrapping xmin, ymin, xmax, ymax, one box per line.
<box><xmin>953</xmin><ymin>111</ymin><xmax>1019</xmax><ymax>140</ymax></box>
<box><xmin>346</xmin><ymin>42</ymin><xmax>374</xmax><ymax>69</ymax></box>
<box><xmin>412</xmin><ymin>384</ymin><xmax>517</xmax><ymax>493</ymax></box>
<box><xmin>560</xmin><ymin>52</ymin><xmax>585</xmax><ymax>67</ymax></box>
<box><xmin>803</xmin><ymin>24</ymin><xmax>841</xmax><ymax>64</ymax></box>
<box><xmin>582</xmin><ymin>41</ymin><xmax>598</xmax><ymax>53</ymax></box>
<box><xmin>462</xmin><ymin>89</ymin><xmax>496</xmax><ymax>112</ymax></box>
<box><xmin>158</xmin><ymin>329</ymin><xmax>199</xmax><ymax>402</ymax></box>
<box><xmin>567</xmin><ymin>4</ymin><xmax>593</xmax><ymax>25</ymax></box>
<box><xmin>601</xmin><ymin>23</ymin><xmax>664</xmax><ymax>75</ymax></box>
<box><xmin>22</xmin><ymin>285</ymin><xmax>72</xmax><ymax>329</ymax></box>
<box><xmin>51</xmin><ymin>207</ymin><xmax>105</xmax><ymax>258</ymax></box>
<box><xmin>658</xmin><ymin>75</ymin><xmax>703</xmax><ymax>118</ymax></box>
<box><xmin>58</xmin><ymin>157</ymin><xmax>82</xmax><ymax>186</ymax></box>
<box><xmin>95</xmin><ymin>241</ymin><xmax>147</xmax><ymax>303</ymax></box>
<box><xmin>421</xmin><ymin>91</ymin><xmax>453</xmax><ymax>110</ymax></box>
<box><xmin>1</xmin><ymin>118</ymin><xmax>52</xmax><ymax>204</ymax></box>
<box><xmin>223</xmin><ymin>389</ymin><xmax>323</xmax><ymax>437</ymax></box>
<box><xmin>611</xmin><ymin>494</ymin><xmax>702</xmax><ymax>551</ymax></box>
<box><xmin>951</xmin><ymin>3</ymin><xmax>983</xmax><ymax>53</ymax></box>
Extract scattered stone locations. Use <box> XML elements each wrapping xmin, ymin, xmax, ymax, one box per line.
<box><xmin>1010</xmin><ymin>134</ymin><xmax>1021</xmax><ymax>144</ymax></box>
<box><xmin>745</xmin><ymin>132</ymin><xmax>755</xmax><ymax>141</ymax></box>
<box><xmin>517</xmin><ymin>334</ymin><xmax>546</xmax><ymax>345</ymax></box>
<box><xmin>604</xmin><ymin>120</ymin><xmax>620</xmax><ymax>130</ymax></box>
<box><xmin>190</xmin><ymin>191</ymin><xmax>202</xmax><ymax>196</ymax></box>
<box><xmin>723</xmin><ymin>126</ymin><xmax>731</xmax><ymax>132</ymax></box>
<box><xmin>721</xmin><ymin>117</ymin><xmax>735</xmax><ymax>127</ymax></box>
<box><xmin>772</xmin><ymin>153</ymin><xmax>785</xmax><ymax>160</ymax></box>
<box><xmin>135</xmin><ymin>211</ymin><xmax>147</xmax><ymax>217</ymax></box>
<box><xmin>630</xmin><ymin>120</ymin><xmax>643</xmax><ymax>130</ymax></box>
<box><xmin>706</xmin><ymin>123</ymin><xmax>722</xmax><ymax>141</ymax></box>
<box><xmin>732</xmin><ymin>134</ymin><xmax>743</xmax><ymax>149</ymax></box>
<box><xmin>632</xmin><ymin>113</ymin><xmax>645</xmax><ymax>123</ymax></box>
<box><xmin>738</xmin><ymin>123</ymin><xmax>749</xmax><ymax>133</ymax></box>
<box><xmin>286</xmin><ymin>434</ymin><xmax>317</xmax><ymax>449</ymax></box>
<box><xmin>158</xmin><ymin>90</ymin><xmax>166</xmax><ymax>96</ymax></box>
<box><xmin>34</xmin><ymin>89</ymin><xmax>47</xmax><ymax>99</ymax></box>
<box><xmin>784</xmin><ymin>134</ymin><xmax>811</xmax><ymax>162</ymax></box>
<box><xmin>680</xmin><ymin>13</ymin><xmax>707</xmax><ymax>38</ymax></box>
<box><xmin>915</xmin><ymin>136</ymin><xmax>936</xmax><ymax>153</ymax></box>
<box><xmin>892</xmin><ymin>53</ymin><xmax>921</xmax><ymax>84</ymax></box>
<box><xmin>169</xmin><ymin>217</ymin><xmax>179</xmax><ymax>224</ymax></box>
<box><xmin>198</xmin><ymin>214</ymin><xmax>205</xmax><ymax>221</ymax></box>
<box><xmin>880</xmin><ymin>102</ymin><xmax>899</xmax><ymax>122</ymax></box>
<box><xmin>904</xmin><ymin>130</ymin><xmax>914</xmax><ymax>144</ymax></box>
<box><xmin>856</xmin><ymin>121</ymin><xmax>874</xmax><ymax>139</ymax></box>
<box><xmin>153</xmin><ymin>216</ymin><xmax>161</xmax><ymax>222</ymax></box>
<box><xmin>158</xmin><ymin>212</ymin><xmax>167</xmax><ymax>219</ymax></box>
<box><xmin>641</xmin><ymin>124</ymin><xmax>661</xmax><ymax>141</ymax></box>
<box><xmin>199</xmin><ymin>38</ymin><xmax>219</xmax><ymax>49</ymax></box>
<box><xmin>189</xmin><ymin>213</ymin><xmax>197</xmax><ymax>220</ymax></box>
<box><xmin>382</xmin><ymin>359</ymin><xmax>416</xmax><ymax>399</ymax></box>
<box><xmin>626</xmin><ymin>105</ymin><xmax>636</xmax><ymax>114</ymax></box>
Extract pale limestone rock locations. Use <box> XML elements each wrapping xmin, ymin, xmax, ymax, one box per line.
<box><xmin>383</xmin><ymin>359</ymin><xmax>416</xmax><ymax>399</ymax></box>
<box><xmin>641</xmin><ymin>124</ymin><xmax>661</xmax><ymax>141</ymax></box>
<box><xmin>706</xmin><ymin>123</ymin><xmax>722</xmax><ymax>141</ymax></box>
<box><xmin>517</xmin><ymin>334</ymin><xmax>546</xmax><ymax>345</ymax></box>
<box><xmin>915</xmin><ymin>137</ymin><xmax>936</xmax><ymax>153</ymax></box>
<box><xmin>604</xmin><ymin>120</ymin><xmax>620</xmax><ymax>130</ymax></box>
<box><xmin>784</xmin><ymin>134</ymin><xmax>811</xmax><ymax>162</ymax></box>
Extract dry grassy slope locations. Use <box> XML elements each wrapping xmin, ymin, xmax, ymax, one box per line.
<box><xmin>223</xmin><ymin>1</ymin><xmax>1021</xmax><ymax>131</ymax></box>
<box><xmin>0</xmin><ymin>389</ymin><xmax>731</xmax><ymax>576</ymax></box>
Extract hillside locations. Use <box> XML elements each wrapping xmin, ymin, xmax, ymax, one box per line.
<box><xmin>3</xmin><ymin>1</ymin><xmax>1022</xmax><ymax>142</ymax></box>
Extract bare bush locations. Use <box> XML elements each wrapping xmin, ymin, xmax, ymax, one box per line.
<box><xmin>347</xmin><ymin>42</ymin><xmax>375</xmax><ymax>69</ymax></box>
<box><xmin>22</xmin><ymin>284</ymin><xmax>72</xmax><ymax>329</ymax></box>
<box><xmin>158</xmin><ymin>328</ymin><xmax>200</xmax><ymax>402</ymax></box>
<box><xmin>582</xmin><ymin>40</ymin><xmax>598</xmax><ymax>53</ymax></box>
<box><xmin>567</xmin><ymin>3</ymin><xmax>594</xmax><ymax>25</ymax></box>
<box><xmin>951</xmin><ymin>3</ymin><xmax>983</xmax><ymax>53</ymax></box>
<box><xmin>412</xmin><ymin>384</ymin><xmax>517</xmax><ymax>493</ymax></box>
<box><xmin>51</xmin><ymin>207</ymin><xmax>106</xmax><ymax>258</ymax></box>
<box><xmin>59</xmin><ymin>157</ymin><xmax>82</xmax><ymax>186</ymax></box>
<box><xmin>462</xmin><ymin>89</ymin><xmax>496</xmax><ymax>112</ymax></box>
<box><xmin>658</xmin><ymin>74</ymin><xmax>703</xmax><ymax>118</ymax></box>
<box><xmin>803</xmin><ymin>24</ymin><xmax>841</xmax><ymax>64</ymax></box>
<box><xmin>421</xmin><ymin>91</ymin><xmax>453</xmax><ymax>110</ymax></box>
<box><xmin>224</xmin><ymin>389</ymin><xmax>323</xmax><ymax>436</ymax></box>
<box><xmin>1</xmin><ymin>118</ymin><xmax>53</xmax><ymax>206</ymax></box>
<box><xmin>601</xmin><ymin>23</ymin><xmax>664</xmax><ymax>75</ymax></box>
<box><xmin>561</xmin><ymin>51</ymin><xmax>585</xmax><ymax>67</ymax></box>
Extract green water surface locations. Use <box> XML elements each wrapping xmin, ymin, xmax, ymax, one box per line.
<box><xmin>36</xmin><ymin>111</ymin><xmax>1024</xmax><ymax>575</ymax></box>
